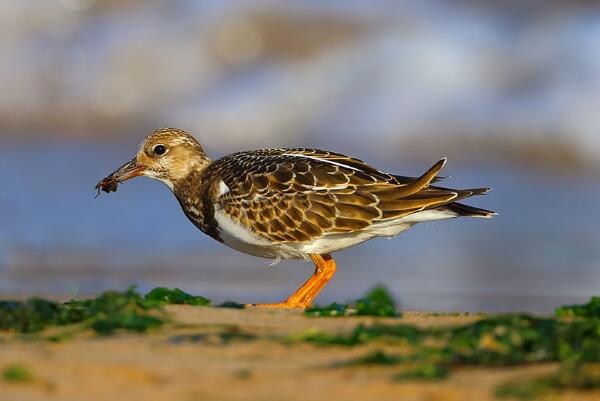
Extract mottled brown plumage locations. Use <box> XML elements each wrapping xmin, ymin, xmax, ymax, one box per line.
<box><xmin>202</xmin><ymin>150</ymin><xmax>487</xmax><ymax>244</ymax></box>
<box><xmin>96</xmin><ymin>128</ymin><xmax>495</xmax><ymax>308</ymax></box>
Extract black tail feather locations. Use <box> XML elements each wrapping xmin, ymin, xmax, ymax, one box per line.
<box><xmin>442</xmin><ymin>202</ymin><xmax>497</xmax><ymax>218</ymax></box>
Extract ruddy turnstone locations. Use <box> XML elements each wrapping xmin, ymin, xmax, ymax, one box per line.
<box><xmin>96</xmin><ymin>128</ymin><xmax>495</xmax><ymax>308</ymax></box>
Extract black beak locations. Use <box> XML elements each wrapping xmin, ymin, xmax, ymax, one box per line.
<box><xmin>95</xmin><ymin>158</ymin><xmax>146</xmax><ymax>196</ymax></box>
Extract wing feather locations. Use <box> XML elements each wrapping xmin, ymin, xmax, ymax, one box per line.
<box><xmin>203</xmin><ymin>149</ymin><xmax>479</xmax><ymax>243</ymax></box>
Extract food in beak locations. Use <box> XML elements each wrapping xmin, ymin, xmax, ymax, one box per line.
<box><xmin>94</xmin><ymin>158</ymin><xmax>145</xmax><ymax>197</ymax></box>
<box><xmin>95</xmin><ymin>176</ymin><xmax>120</xmax><ymax>196</ymax></box>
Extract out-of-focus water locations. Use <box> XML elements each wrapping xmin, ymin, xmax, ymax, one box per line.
<box><xmin>1</xmin><ymin>140</ymin><xmax>598</xmax><ymax>313</ymax></box>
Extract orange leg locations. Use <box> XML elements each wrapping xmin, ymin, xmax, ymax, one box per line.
<box><xmin>246</xmin><ymin>254</ymin><xmax>337</xmax><ymax>309</ymax></box>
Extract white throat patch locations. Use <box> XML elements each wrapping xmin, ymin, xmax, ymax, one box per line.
<box><xmin>143</xmin><ymin>170</ymin><xmax>175</xmax><ymax>191</ymax></box>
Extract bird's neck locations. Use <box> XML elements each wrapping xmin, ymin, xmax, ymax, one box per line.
<box><xmin>172</xmin><ymin>163</ymin><xmax>220</xmax><ymax>239</ymax></box>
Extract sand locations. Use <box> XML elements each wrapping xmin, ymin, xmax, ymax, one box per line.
<box><xmin>0</xmin><ymin>307</ymin><xmax>597</xmax><ymax>401</ymax></box>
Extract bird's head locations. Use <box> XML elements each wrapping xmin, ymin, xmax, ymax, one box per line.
<box><xmin>96</xmin><ymin>128</ymin><xmax>210</xmax><ymax>193</ymax></box>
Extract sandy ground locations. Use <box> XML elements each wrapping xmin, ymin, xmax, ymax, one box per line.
<box><xmin>0</xmin><ymin>307</ymin><xmax>597</xmax><ymax>401</ymax></box>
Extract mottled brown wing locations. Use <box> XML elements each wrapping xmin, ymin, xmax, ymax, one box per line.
<box><xmin>209</xmin><ymin>149</ymin><xmax>456</xmax><ymax>243</ymax></box>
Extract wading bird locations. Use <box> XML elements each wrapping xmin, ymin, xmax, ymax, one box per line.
<box><xmin>96</xmin><ymin>128</ymin><xmax>495</xmax><ymax>308</ymax></box>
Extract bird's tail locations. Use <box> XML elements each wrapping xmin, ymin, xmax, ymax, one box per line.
<box><xmin>441</xmin><ymin>199</ymin><xmax>497</xmax><ymax>219</ymax></box>
<box><xmin>392</xmin><ymin>159</ymin><xmax>497</xmax><ymax>219</ymax></box>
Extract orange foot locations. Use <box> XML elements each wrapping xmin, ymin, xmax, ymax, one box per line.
<box><xmin>244</xmin><ymin>254</ymin><xmax>337</xmax><ymax>309</ymax></box>
<box><xmin>244</xmin><ymin>301</ymin><xmax>307</xmax><ymax>309</ymax></box>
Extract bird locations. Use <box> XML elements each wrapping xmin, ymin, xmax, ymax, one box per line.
<box><xmin>96</xmin><ymin>128</ymin><xmax>495</xmax><ymax>308</ymax></box>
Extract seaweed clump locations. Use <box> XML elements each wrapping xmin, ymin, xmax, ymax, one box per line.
<box><xmin>296</xmin><ymin>296</ymin><xmax>600</xmax><ymax>398</ymax></box>
<box><xmin>305</xmin><ymin>286</ymin><xmax>399</xmax><ymax>317</ymax></box>
<box><xmin>0</xmin><ymin>287</ymin><xmax>211</xmax><ymax>336</ymax></box>
<box><xmin>301</xmin><ymin>314</ymin><xmax>562</xmax><ymax>363</ymax></box>
<box><xmin>394</xmin><ymin>363</ymin><xmax>449</xmax><ymax>382</ymax></box>
<box><xmin>2</xmin><ymin>364</ymin><xmax>34</xmax><ymax>383</ymax></box>
<box><xmin>144</xmin><ymin>287</ymin><xmax>210</xmax><ymax>307</ymax></box>
<box><xmin>495</xmin><ymin>363</ymin><xmax>600</xmax><ymax>400</ymax></box>
<box><xmin>555</xmin><ymin>296</ymin><xmax>600</xmax><ymax>318</ymax></box>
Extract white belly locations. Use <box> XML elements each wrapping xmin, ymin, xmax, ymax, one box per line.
<box><xmin>214</xmin><ymin>209</ymin><xmax>457</xmax><ymax>259</ymax></box>
<box><xmin>214</xmin><ymin>210</ymin><xmax>304</xmax><ymax>259</ymax></box>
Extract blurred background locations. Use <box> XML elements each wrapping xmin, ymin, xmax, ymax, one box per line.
<box><xmin>1</xmin><ymin>0</ymin><xmax>599</xmax><ymax>313</ymax></box>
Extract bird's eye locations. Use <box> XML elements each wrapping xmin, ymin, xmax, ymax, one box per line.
<box><xmin>154</xmin><ymin>145</ymin><xmax>167</xmax><ymax>155</ymax></box>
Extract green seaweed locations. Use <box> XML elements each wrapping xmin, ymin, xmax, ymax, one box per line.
<box><xmin>0</xmin><ymin>287</ymin><xmax>212</xmax><ymax>336</ymax></box>
<box><xmin>60</xmin><ymin>287</ymin><xmax>167</xmax><ymax>335</ymax></box>
<box><xmin>91</xmin><ymin>313</ymin><xmax>164</xmax><ymax>335</ymax></box>
<box><xmin>557</xmin><ymin>318</ymin><xmax>600</xmax><ymax>364</ymax></box>
<box><xmin>297</xmin><ymin>323</ymin><xmax>424</xmax><ymax>346</ymax></box>
<box><xmin>441</xmin><ymin>314</ymin><xmax>559</xmax><ymax>365</ymax></box>
<box><xmin>555</xmin><ymin>296</ymin><xmax>600</xmax><ymax>318</ymax></box>
<box><xmin>551</xmin><ymin>362</ymin><xmax>600</xmax><ymax>390</ymax></box>
<box><xmin>1</xmin><ymin>287</ymin><xmax>599</xmax><ymax>398</ymax></box>
<box><xmin>144</xmin><ymin>287</ymin><xmax>210</xmax><ymax>306</ymax></box>
<box><xmin>305</xmin><ymin>302</ymin><xmax>351</xmax><ymax>317</ymax></box>
<box><xmin>232</xmin><ymin>368</ymin><xmax>253</xmax><ymax>380</ymax></box>
<box><xmin>302</xmin><ymin>313</ymin><xmax>598</xmax><ymax>366</ymax></box>
<box><xmin>496</xmin><ymin>363</ymin><xmax>600</xmax><ymax>400</ymax></box>
<box><xmin>424</xmin><ymin>312</ymin><xmax>472</xmax><ymax>317</ymax></box>
<box><xmin>394</xmin><ymin>363</ymin><xmax>449</xmax><ymax>381</ymax></box>
<box><xmin>0</xmin><ymin>298</ymin><xmax>69</xmax><ymax>333</ymax></box>
<box><xmin>305</xmin><ymin>286</ymin><xmax>399</xmax><ymax>317</ymax></box>
<box><xmin>2</xmin><ymin>364</ymin><xmax>34</xmax><ymax>383</ymax></box>
<box><xmin>356</xmin><ymin>286</ymin><xmax>398</xmax><ymax>317</ymax></box>
<box><xmin>170</xmin><ymin>329</ymin><xmax>256</xmax><ymax>345</ymax></box>
<box><xmin>218</xmin><ymin>301</ymin><xmax>246</xmax><ymax>309</ymax></box>
<box><xmin>324</xmin><ymin>315</ymin><xmax>564</xmax><ymax>375</ymax></box>
<box><xmin>339</xmin><ymin>350</ymin><xmax>414</xmax><ymax>366</ymax></box>
<box><xmin>297</xmin><ymin>296</ymin><xmax>600</xmax><ymax>398</ymax></box>
<box><xmin>495</xmin><ymin>376</ymin><xmax>552</xmax><ymax>400</ymax></box>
